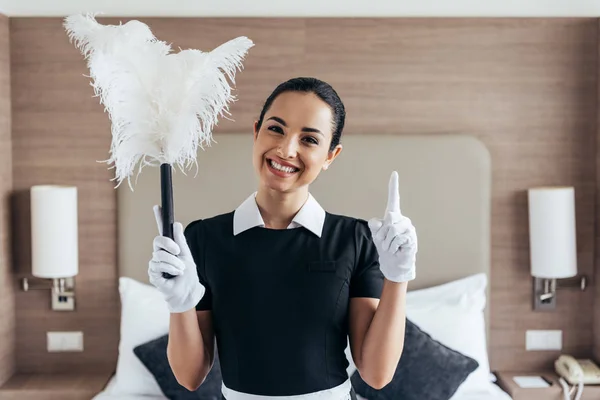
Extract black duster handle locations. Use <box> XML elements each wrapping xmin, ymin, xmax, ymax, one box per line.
<box><xmin>161</xmin><ymin>163</ymin><xmax>175</xmax><ymax>279</ymax></box>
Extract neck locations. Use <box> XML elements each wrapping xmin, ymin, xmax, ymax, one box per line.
<box><xmin>255</xmin><ymin>186</ymin><xmax>309</xmax><ymax>229</ymax></box>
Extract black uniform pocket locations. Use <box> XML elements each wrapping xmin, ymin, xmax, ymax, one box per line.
<box><xmin>308</xmin><ymin>259</ymin><xmax>352</xmax><ymax>281</ymax></box>
<box><xmin>308</xmin><ymin>261</ymin><xmax>337</xmax><ymax>272</ymax></box>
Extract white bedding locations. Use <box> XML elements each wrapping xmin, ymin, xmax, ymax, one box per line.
<box><xmin>449</xmin><ymin>383</ymin><xmax>513</xmax><ymax>400</ymax></box>
<box><xmin>94</xmin><ymin>375</ymin><xmax>512</xmax><ymax>400</ymax></box>
<box><xmin>93</xmin><ymin>376</ymin><xmax>166</xmax><ymax>400</ymax></box>
<box><xmin>354</xmin><ymin>382</ymin><xmax>512</xmax><ymax>400</ymax></box>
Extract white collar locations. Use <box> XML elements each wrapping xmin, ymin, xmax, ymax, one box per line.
<box><xmin>233</xmin><ymin>192</ymin><xmax>325</xmax><ymax>237</ymax></box>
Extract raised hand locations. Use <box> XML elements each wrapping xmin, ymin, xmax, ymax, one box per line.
<box><xmin>148</xmin><ymin>206</ymin><xmax>205</xmax><ymax>313</ymax></box>
<box><xmin>367</xmin><ymin>171</ymin><xmax>417</xmax><ymax>283</ymax></box>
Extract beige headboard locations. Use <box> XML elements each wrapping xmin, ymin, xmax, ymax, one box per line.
<box><xmin>118</xmin><ymin>133</ymin><xmax>491</xmax><ymax>293</ymax></box>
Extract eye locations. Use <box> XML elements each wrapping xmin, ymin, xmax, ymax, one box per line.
<box><xmin>303</xmin><ymin>136</ymin><xmax>319</xmax><ymax>145</ymax></box>
<box><xmin>268</xmin><ymin>125</ymin><xmax>283</xmax><ymax>134</ymax></box>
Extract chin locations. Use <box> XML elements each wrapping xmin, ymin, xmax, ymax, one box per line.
<box><xmin>260</xmin><ymin>173</ymin><xmax>301</xmax><ymax>194</ymax></box>
<box><xmin>262</xmin><ymin>177</ymin><xmax>295</xmax><ymax>193</ymax></box>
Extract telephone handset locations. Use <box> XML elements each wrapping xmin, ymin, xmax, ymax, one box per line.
<box><xmin>555</xmin><ymin>355</ymin><xmax>600</xmax><ymax>385</ymax></box>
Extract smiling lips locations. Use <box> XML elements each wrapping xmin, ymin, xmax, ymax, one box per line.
<box><xmin>267</xmin><ymin>158</ymin><xmax>300</xmax><ymax>177</ymax></box>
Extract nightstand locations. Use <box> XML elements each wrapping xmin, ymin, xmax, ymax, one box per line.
<box><xmin>0</xmin><ymin>372</ymin><xmax>112</xmax><ymax>400</ymax></box>
<box><xmin>495</xmin><ymin>371</ymin><xmax>600</xmax><ymax>400</ymax></box>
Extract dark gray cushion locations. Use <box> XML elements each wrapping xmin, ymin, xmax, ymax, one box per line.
<box><xmin>133</xmin><ymin>334</ymin><xmax>222</xmax><ymax>400</ymax></box>
<box><xmin>350</xmin><ymin>319</ymin><xmax>478</xmax><ymax>400</ymax></box>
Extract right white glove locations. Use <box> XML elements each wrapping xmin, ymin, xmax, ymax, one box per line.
<box><xmin>367</xmin><ymin>171</ymin><xmax>417</xmax><ymax>283</ymax></box>
<box><xmin>148</xmin><ymin>205</ymin><xmax>205</xmax><ymax>313</ymax></box>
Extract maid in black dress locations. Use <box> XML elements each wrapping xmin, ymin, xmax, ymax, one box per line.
<box><xmin>148</xmin><ymin>77</ymin><xmax>418</xmax><ymax>400</ymax></box>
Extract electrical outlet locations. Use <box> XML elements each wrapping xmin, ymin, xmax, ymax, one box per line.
<box><xmin>47</xmin><ymin>331</ymin><xmax>84</xmax><ymax>352</ymax></box>
<box><xmin>526</xmin><ymin>330</ymin><xmax>562</xmax><ymax>351</ymax></box>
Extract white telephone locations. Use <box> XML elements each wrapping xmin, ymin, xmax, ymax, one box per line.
<box><xmin>555</xmin><ymin>355</ymin><xmax>600</xmax><ymax>385</ymax></box>
<box><xmin>555</xmin><ymin>355</ymin><xmax>600</xmax><ymax>400</ymax></box>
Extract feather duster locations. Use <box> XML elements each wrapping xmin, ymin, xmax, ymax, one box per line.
<box><xmin>63</xmin><ymin>13</ymin><xmax>254</xmax><ymax>188</ymax></box>
<box><xmin>64</xmin><ymin>14</ymin><xmax>253</xmax><ymax>278</ymax></box>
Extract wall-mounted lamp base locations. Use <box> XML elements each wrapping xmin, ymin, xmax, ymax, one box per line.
<box><xmin>51</xmin><ymin>277</ymin><xmax>75</xmax><ymax>311</ymax></box>
<box><xmin>533</xmin><ymin>278</ymin><xmax>557</xmax><ymax>311</ymax></box>
<box><xmin>533</xmin><ymin>275</ymin><xmax>587</xmax><ymax>311</ymax></box>
<box><xmin>21</xmin><ymin>277</ymin><xmax>76</xmax><ymax>311</ymax></box>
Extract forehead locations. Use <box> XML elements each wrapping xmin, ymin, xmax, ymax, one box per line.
<box><xmin>266</xmin><ymin>91</ymin><xmax>333</xmax><ymax>135</ymax></box>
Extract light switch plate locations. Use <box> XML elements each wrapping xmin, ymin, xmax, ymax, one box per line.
<box><xmin>526</xmin><ymin>330</ymin><xmax>562</xmax><ymax>351</ymax></box>
<box><xmin>47</xmin><ymin>331</ymin><xmax>84</xmax><ymax>352</ymax></box>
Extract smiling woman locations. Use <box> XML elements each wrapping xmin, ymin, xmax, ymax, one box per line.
<box><xmin>147</xmin><ymin>77</ymin><xmax>419</xmax><ymax>400</ymax></box>
<box><xmin>251</xmin><ymin>78</ymin><xmax>344</xmax><ymax>222</ymax></box>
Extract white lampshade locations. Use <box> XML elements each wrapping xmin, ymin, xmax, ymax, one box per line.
<box><xmin>527</xmin><ymin>187</ymin><xmax>577</xmax><ymax>279</ymax></box>
<box><xmin>30</xmin><ymin>185</ymin><xmax>78</xmax><ymax>278</ymax></box>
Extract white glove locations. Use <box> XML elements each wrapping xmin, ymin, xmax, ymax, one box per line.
<box><xmin>148</xmin><ymin>205</ymin><xmax>205</xmax><ymax>313</ymax></box>
<box><xmin>368</xmin><ymin>171</ymin><xmax>418</xmax><ymax>283</ymax></box>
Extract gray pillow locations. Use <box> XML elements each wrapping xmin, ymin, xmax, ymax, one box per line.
<box><xmin>350</xmin><ymin>319</ymin><xmax>478</xmax><ymax>400</ymax></box>
<box><xmin>133</xmin><ymin>334</ymin><xmax>222</xmax><ymax>400</ymax></box>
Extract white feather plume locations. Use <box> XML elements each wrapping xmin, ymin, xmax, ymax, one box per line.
<box><xmin>63</xmin><ymin>13</ymin><xmax>254</xmax><ymax>188</ymax></box>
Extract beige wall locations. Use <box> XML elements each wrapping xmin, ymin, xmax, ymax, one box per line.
<box><xmin>7</xmin><ymin>16</ymin><xmax>600</xmax><ymax>373</ymax></box>
<box><xmin>0</xmin><ymin>14</ymin><xmax>14</xmax><ymax>385</ymax></box>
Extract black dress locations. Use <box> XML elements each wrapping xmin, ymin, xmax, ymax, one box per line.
<box><xmin>185</xmin><ymin>211</ymin><xmax>384</xmax><ymax>398</ymax></box>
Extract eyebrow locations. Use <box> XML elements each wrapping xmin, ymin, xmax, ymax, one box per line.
<box><xmin>267</xmin><ymin>116</ymin><xmax>324</xmax><ymax>137</ymax></box>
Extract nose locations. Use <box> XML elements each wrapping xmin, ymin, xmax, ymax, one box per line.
<box><xmin>277</xmin><ymin>136</ymin><xmax>298</xmax><ymax>159</ymax></box>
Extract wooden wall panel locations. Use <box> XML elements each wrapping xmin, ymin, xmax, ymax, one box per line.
<box><xmin>0</xmin><ymin>14</ymin><xmax>14</xmax><ymax>386</ymax></box>
<box><xmin>10</xmin><ymin>17</ymin><xmax>598</xmax><ymax>373</ymax></box>
<box><xmin>10</xmin><ymin>17</ymin><xmax>119</xmax><ymax>374</ymax></box>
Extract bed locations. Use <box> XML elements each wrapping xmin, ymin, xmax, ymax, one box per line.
<box><xmin>94</xmin><ymin>133</ymin><xmax>511</xmax><ymax>400</ymax></box>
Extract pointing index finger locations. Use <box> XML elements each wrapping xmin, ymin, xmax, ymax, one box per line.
<box><xmin>386</xmin><ymin>171</ymin><xmax>401</xmax><ymax>214</ymax></box>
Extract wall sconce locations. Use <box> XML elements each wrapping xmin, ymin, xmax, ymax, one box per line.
<box><xmin>21</xmin><ymin>185</ymin><xmax>78</xmax><ymax>311</ymax></box>
<box><xmin>528</xmin><ymin>187</ymin><xmax>586</xmax><ymax>311</ymax></box>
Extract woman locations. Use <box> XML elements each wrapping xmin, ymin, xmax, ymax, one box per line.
<box><xmin>148</xmin><ymin>77</ymin><xmax>418</xmax><ymax>400</ymax></box>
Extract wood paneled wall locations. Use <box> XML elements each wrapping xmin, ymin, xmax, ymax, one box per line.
<box><xmin>9</xmin><ymin>17</ymin><xmax>599</xmax><ymax>373</ymax></box>
<box><xmin>10</xmin><ymin>17</ymin><xmax>119</xmax><ymax>374</ymax></box>
<box><xmin>0</xmin><ymin>14</ymin><xmax>14</xmax><ymax>386</ymax></box>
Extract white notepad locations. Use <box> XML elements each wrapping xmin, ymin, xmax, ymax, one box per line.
<box><xmin>513</xmin><ymin>376</ymin><xmax>550</xmax><ymax>388</ymax></box>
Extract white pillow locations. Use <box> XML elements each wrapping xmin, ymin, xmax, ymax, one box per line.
<box><xmin>406</xmin><ymin>273</ymin><xmax>491</xmax><ymax>394</ymax></box>
<box><xmin>110</xmin><ymin>277</ymin><xmax>171</xmax><ymax>396</ymax></box>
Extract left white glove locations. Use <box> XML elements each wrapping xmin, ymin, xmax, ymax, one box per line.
<box><xmin>148</xmin><ymin>205</ymin><xmax>206</xmax><ymax>313</ymax></box>
<box><xmin>368</xmin><ymin>171</ymin><xmax>417</xmax><ymax>283</ymax></box>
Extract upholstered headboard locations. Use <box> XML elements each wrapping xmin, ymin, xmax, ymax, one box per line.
<box><xmin>117</xmin><ymin>133</ymin><xmax>491</xmax><ymax>295</ymax></box>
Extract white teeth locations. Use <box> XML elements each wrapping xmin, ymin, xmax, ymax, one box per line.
<box><xmin>269</xmin><ymin>160</ymin><xmax>298</xmax><ymax>173</ymax></box>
